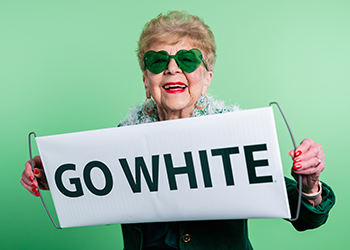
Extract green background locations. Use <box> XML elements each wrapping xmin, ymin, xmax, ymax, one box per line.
<box><xmin>1</xmin><ymin>0</ymin><xmax>348</xmax><ymax>249</ymax></box>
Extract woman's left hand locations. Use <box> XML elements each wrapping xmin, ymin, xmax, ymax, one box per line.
<box><xmin>288</xmin><ymin>138</ymin><xmax>325</xmax><ymax>194</ymax></box>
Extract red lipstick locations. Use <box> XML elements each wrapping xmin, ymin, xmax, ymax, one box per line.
<box><xmin>163</xmin><ymin>82</ymin><xmax>187</xmax><ymax>94</ymax></box>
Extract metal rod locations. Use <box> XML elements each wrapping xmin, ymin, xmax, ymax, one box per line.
<box><xmin>269</xmin><ymin>102</ymin><xmax>301</xmax><ymax>222</ymax></box>
<box><xmin>29</xmin><ymin>132</ymin><xmax>62</xmax><ymax>229</ymax></box>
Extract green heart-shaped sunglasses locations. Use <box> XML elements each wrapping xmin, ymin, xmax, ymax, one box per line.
<box><xmin>143</xmin><ymin>48</ymin><xmax>209</xmax><ymax>74</ymax></box>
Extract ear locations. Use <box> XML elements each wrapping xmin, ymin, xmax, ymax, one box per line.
<box><xmin>143</xmin><ymin>73</ymin><xmax>151</xmax><ymax>99</ymax></box>
<box><xmin>201</xmin><ymin>71</ymin><xmax>213</xmax><ymax>95</ymax></box>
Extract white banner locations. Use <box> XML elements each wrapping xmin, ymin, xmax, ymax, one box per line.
<box><xmin>36</xmin><ymin>106</ymin><xmax>290</xmax><ymax>228</ymax></box>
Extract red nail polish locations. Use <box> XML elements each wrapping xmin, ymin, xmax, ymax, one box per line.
<box><xmin>293</xmin><ymin>158</ymin><xmax>301</xmax><ymax>164</ymax></box>
<box><xmin>29</xmin><ymin>176</ymin><xmax>34</xmax><ymax>182</ymax></box>
<box><xmin>32</xmin><ymin>183</ymin><xmax>37</xmax><ymax>188</ymax></box>
<box><xmin>32</xmin><ymin>188</ymin><xmax>38</xmax><ymax>192</ymax></box>
<box><xmin>34</xmin><ymin>169</ymin><xmax>39</xmax><ymax>174</ymax></box>
<box><xmin>293</xmin><ymin>164</ymin><xmax>302</xmax><ymax>170</ymax></box>
<box><xmin>35</xmin><ymin>192</ymin><xmax>40</xmax><ymax>197</ymax></box>
<box><xmin>295</xmin><ymin>150</ymin><xmax>302</xmax><ymax>157</ymax></box>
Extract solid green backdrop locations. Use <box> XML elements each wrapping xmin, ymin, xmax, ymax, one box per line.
<box><xmin>1</xmin><ymin>0</ymin><xmax>348</xmax><ymax>249</ymax></box>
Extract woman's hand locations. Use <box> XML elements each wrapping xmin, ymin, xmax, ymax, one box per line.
<box><xmin>20</xmin><ymin>155</ymin><xmax>49</xmax><ymax>196</ymax></box>
<box><xmin>288</xmin><ymin>138</ymin><xmax>324</xmax><ymax>206</ymax></box>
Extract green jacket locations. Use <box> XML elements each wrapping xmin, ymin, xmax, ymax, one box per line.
<box><xmin>121</xmin><ymin>178</ymin><xmax>335</xmax><ymax>250</ymax></box>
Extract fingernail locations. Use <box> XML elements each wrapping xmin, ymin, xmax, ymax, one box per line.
<box><xmin>293</xmin><ymin>158</ymin><xmax>301</xmax><ymax>164</ymax></box>
<box><xmin>295</xmin><ymin>150</ymin><xmax>302</xmax><ymax>157</ymax></box>
<box><xmin>29</xmin><ymin>176</ymin><xmax>34</xmax><ymax>182</ymax></box>
<box><xmin>35</xmin><ymin>192</ymin><xmax>40</xmax><ymax>197</ymax></box>
<box><xmin>293</xmin><ymin>164</ymin><xmax>302</xmax><ymax>170</ymax></box>
<box><xmin>32</xmin><ymin>188</ymin><xmax>38</xmax><ymax>192</ymax></box>
<box><xmin>32</xmin><ymin>183</ymin><xmax>37</xmax><ymax>188</ymax></box>
<box><xmin>34</xmin><ymin>169</ymin><xmax>39</xmax><ymax>174</ymax></box>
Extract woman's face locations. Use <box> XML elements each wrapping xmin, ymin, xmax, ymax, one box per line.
<box><xmin>143</xmin><ymin>39</ymin><xmax>213</xmax><ymax>120</ymax></box>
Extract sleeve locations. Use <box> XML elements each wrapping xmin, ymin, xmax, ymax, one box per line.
<box><xmin>285</xmin><ymin>177</ymin><xmax>336</xmax><ymax>231</ymax></box>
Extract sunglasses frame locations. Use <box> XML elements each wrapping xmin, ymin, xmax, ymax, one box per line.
<box><xmin>143</xmin><ymin>48</ymin><xmax>209</xmax><ymax>74</ymax></box>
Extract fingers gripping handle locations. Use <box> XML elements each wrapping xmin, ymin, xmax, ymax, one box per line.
<box><xmin>268</xmin><ymin>102</ymin><xmax>301</xmax><ymax>222</ymax></box>
<box><xmin>28</xmin><ymin>132</ymin><xmax>62</xmax><ymax>229</ymax></box>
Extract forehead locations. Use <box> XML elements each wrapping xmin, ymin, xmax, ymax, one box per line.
<box><xmin>148</xmin><ymin>38</ymin><xmax>196</xmax><ymax>54</ymax></box>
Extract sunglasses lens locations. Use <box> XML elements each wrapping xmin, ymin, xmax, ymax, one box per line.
<box><xmin>176</xmin><ymin>49</ymin><xmax>202</xmax><ymax>73</ymax></box>
<box><xmin>144</xmin><ymin>51</ymin><xmax>169</xmax><ymax>74</ymax></box>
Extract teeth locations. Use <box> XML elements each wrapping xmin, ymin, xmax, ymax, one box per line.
<box><xmin>164</xmin><ymin>85</ymin><xmax>186</xmax><ymax>90</ymax></box>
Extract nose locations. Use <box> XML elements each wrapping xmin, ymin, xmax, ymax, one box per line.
<box><xmin>165</xmin><ymin>58</ymin><xmax>181</xmax><ymax>74</ymax></box>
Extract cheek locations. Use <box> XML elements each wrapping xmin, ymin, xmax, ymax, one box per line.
<box><xmin>186</xmin><ymin>70</ymin><xmax>207</xmax><ymax>88</ymax></box>
<box><xmin>145</xmin><ymin>74</ymin><xmax>159</xmax><ymax>89</ymax></box>
<box><xmin>146</xmin><ymin>75</ymin><xmax>164</xmax><ymax>97</ymax></box>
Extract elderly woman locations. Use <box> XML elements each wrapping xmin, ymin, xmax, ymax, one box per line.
<box><xmin>21</xmin><ymin>11</ymin><xmax>335</xmax><ymax>250</ymax></box>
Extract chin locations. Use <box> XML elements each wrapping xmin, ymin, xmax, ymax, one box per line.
<box><xmin>166</xmin><ymin>100</ymin><xmax>193</xmax><ymax>111</ymax></box>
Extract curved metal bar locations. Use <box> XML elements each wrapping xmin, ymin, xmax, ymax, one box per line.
<box><xmin>269</xmin><ymin>102</ymin><xmax>302</xmax><ymax>222</ymax></box>
<box><xmin>29</xmin><ymin>132</ymin><xmax>62</xmax><ymax>229</ymax></box>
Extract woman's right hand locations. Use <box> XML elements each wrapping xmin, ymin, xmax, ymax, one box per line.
<box><xmin>20</xmin><ymin>155</ymin><xmax>49</xmax><ymax>196</ymax></box>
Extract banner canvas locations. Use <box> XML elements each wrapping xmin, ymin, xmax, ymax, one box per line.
<box><xmin>36</xmin><ymin>107</ymin><xmax>291</xmax><ymax>228</ymax></box>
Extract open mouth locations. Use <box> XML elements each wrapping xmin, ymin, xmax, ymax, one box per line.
<box><xmin>163</xmin><ymin>82</ymin><xmax>187</xmax><ymax>93</ymax></box>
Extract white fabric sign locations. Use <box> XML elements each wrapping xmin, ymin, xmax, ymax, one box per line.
<box><xmin>36</xmin><ymin>107</ymin><xmax>291</xmax><ymax>228</ymax></box>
